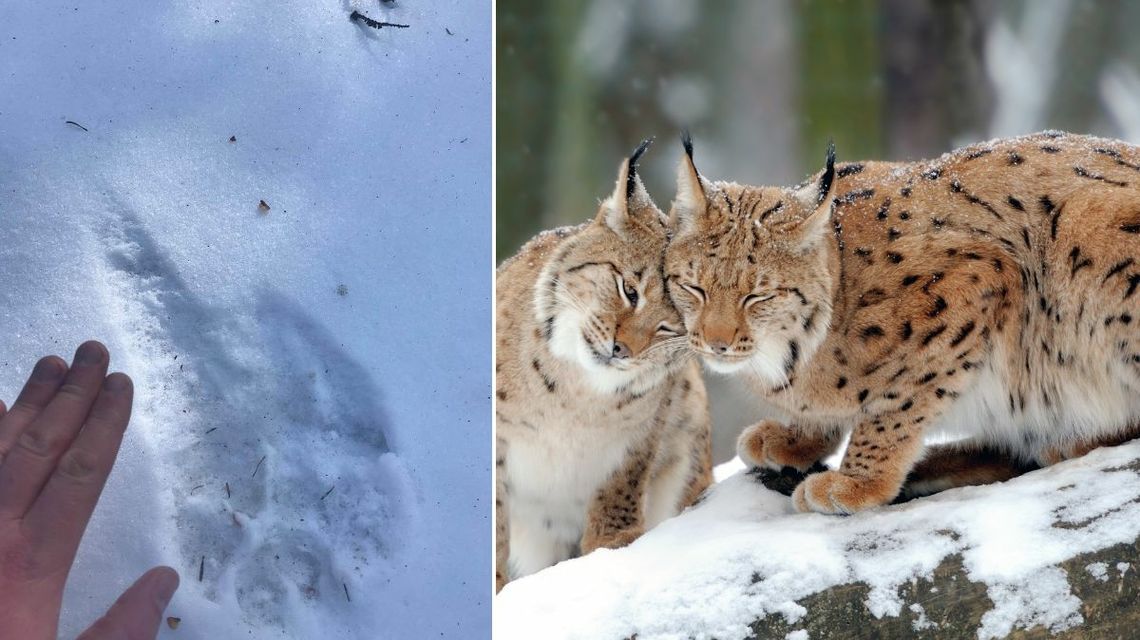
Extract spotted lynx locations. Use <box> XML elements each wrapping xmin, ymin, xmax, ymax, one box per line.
<box><xmin>665</xmin><ymin>131</ymin><xmax>1140</xmax><ymax>514</ymax></box>
<box><xmin>495</xmin><ymin>142</ymin><xmax>712</xmax><ymax>591</ymax></box>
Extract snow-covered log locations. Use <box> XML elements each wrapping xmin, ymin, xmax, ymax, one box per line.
<box><xmin>495</xmin><ymin>441</ymin><xmax>1140</xmax><ymax>640</ymax></box>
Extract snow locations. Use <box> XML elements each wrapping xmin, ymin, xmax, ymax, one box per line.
<box><xmin>1086</xmin><ymin>562</ymin><xmax>1109</xmax><ymax>582</ymax></box>
<box><xmin>713</xmin><ymin>456</ymin><xmax>746</xmax><ymax>482</ymax></box>
<box><xmin>909</xmin><ymin>603</ymin><xmax>933</xmax><ymax>631</ymax></box>
<box><xmin>495</xmin><ymin>442</ymin><xmax>1140</xmax><ymax>640</ymax></box>
<box><xmin>0</xmin><ymin>1</ymin><xmax>489</xmax><ymax>638</ymax></box>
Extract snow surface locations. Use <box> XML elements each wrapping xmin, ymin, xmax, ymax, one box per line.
<box><xmin>1086</xmin><ymin>562</ymin><xmax>1109</xmax><ymax>582</ymax></box>
<box><xmin>495</xmin><ymin>442</ymin><xmax>1140</xmax><ymax>640</ymax></box>
<box><xmin>909</xmin><ymin>603</ymin><xmax>933</xmax><ymax>631</ymax></box>
<box><xmin>0</xmin><ymin>1</ymin><xmax>489</xmax><ymax>638</ymax></box>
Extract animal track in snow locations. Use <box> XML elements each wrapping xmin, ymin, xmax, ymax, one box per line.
<box><xmin>95</xmin><ymin>202</ymin><xmax>411</xmax><ymax>628</ymax></box>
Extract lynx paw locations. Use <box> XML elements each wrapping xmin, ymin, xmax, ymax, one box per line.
<box><xmin>580</xmin><ymin>527</ymin><xmax>643</xmax><ymax>555</ymax></box>
<box><xmin>792</xmin><ymin>470</ymin><xmax>898</xmax><ymax>515</ymax></box>
<box><xmin>736</xmin><ymin>420</ymin><xmax>820</xmax><ymax>472</ymax></box>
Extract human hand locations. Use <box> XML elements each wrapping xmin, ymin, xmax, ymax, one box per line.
<box><xmin>0</xmin><ymin>341</ymin><xmax>179</xmax><ymax>639</ymax></box>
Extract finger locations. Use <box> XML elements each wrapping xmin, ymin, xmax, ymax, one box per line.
<box><xmin>25</xmin><ymin>373</ymin><xmax>133</xmax><ymax>556</ymax></box>
<box><xmin>0</xmin><ymin>356</ymin><xmax>67</xmax><ymax>463</ymax></box>
<box><xmin>0</xmin><ymin>341</ymin><xmax>109</xmax><ymax>518</ymax></box>
<box><xmin>77</xmin><ymin>566</ymin><xmax>179</xmax><ymax>640</ymax></box>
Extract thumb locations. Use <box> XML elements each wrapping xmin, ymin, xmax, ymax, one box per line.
<box><xmin>77</xmin><ymin>566</ymin><xmax>180</xmax><ymax>640</ymax></box>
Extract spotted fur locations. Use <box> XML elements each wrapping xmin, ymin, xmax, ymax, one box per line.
<box><xmin>665</xmin><ymin>131</ymin><xmax>1140</xmax><ymax>514</ymax></box>
<box><xmin>495</xmin><ymin>145</ymin><xmax>711</xmax><ymax>590</ymax></box>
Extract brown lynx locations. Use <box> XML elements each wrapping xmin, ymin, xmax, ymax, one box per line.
<box><xmin>664</xmin><ymin>131</ymin><xmax>1140</xmax><ymax>514</ymax></box>
<box><xmin>495</xmin><ymin>141</ymin><xmax>711</xmax><ymax>591</ymax></box>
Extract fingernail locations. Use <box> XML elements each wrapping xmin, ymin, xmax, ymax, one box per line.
<box><xmin>75</xmin><ymin>341</ymin><xmax>106</xmax><ymax>366</ymax></box>
<box><xmin>32</xmin><ymin>358</ymin><xmax>65</xmax><ymax>382</ymax></box>
<box><xmin>153</xmin><ymin>569</ymin><xmax>180</xmax><ymax>607</ymax></box>
<box><xmin>104</xmin><ymin>373</ymin><xmax>132</xmax><ymax>393</ymax></box>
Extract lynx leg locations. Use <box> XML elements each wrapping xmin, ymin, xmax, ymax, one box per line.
<box><xmin>580</xmin><ymin>443</ymin><xmax>653</xmax><ymax>554</ymax></box>
<box><xmin>794</xmin><ymin>313</ymin><xmax>992</xmax><ymax>515</ymax></box>
<box><xmin>736</xmin><ymin>419</ymin><xmax>839</xmax><ymax>472</ymax></box>
<box><xmin>495</xmin><ymin>443</ymin><xmax>510</xmax><ymax>592</ymax></box>
<box><xmin>793</xmin><ymin>409</ymin><xmax>928</xmax><ymax>514</ymax></box>
<box><xmin>793</xmin><ymin>376</ymin><xmax>979</xmax><ymax>514</ymax></box>
<box><xmin>680</xmin><ymin>421</ymin><xmax>714</xmax><ymax>509</ymax></box>
<box><xmin>900</xmin><ymin>441</ymin><xmax>1036</xmax><ymax>500</ymax></box>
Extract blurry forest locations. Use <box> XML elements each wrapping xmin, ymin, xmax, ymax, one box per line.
<box><xmin>496</xmin><ymin>0</ymin><xmax>1140</xmax><ymax>462</ymax></box>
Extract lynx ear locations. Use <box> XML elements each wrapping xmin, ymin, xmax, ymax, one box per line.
<box><xmin>599</xmin><ymin>138</ymin><xmax>655</xmax><ymax>236</ymax></box>
<box><xmin>793</xmin><ymin>140</ymin><xmax>837</xmax><ymax>251</ymax></box>
<box><xmin>671</xmin><ymin>130</ymin><xmax>707</xmax><ymax>237</ymax></box>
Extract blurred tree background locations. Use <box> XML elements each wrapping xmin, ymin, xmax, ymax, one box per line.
<box><xmin>497</xmin><ymin>0</ymin><xmax>1140</xmax><ymax>463</ymax></box>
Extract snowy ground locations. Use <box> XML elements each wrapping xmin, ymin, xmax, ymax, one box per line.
<box><xmin>0</xmin><ymin>1</ymin><xmax>489</xmax><ymax>638</ymax></box>
<box><xmin>495</xmin><ymin>443</ymin><xmax>1140</xmax><ymax>640</ymax></box>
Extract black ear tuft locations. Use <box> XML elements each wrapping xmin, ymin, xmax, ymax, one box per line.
<box><xmin>817</xmin><ymin>139</ymin><xmax>836</xmax><ymax>205</ymax></box>
<box><xmin>630</xmin><ymin>136</ymin><xmax>654</xmax><ymax>166</ymax></box>
<box><xmin>626</xmin><ymin>137</ymin><xmax>654</xmax><ymax>199</ymax></box>
<box><xmin>680</xmin><ymin>129</ymin><xmax>694</xmax><ymax>161</ymax></box>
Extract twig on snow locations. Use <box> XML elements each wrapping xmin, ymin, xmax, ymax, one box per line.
<box><xmin>252</xmin><ymin>455</ymin><xmax>266</xmax><ymax>478</ymax></box>
<box><xmin>350</xmin><ymin>10</ymin><xmax>409</xmax><ymax>30</ymax></box>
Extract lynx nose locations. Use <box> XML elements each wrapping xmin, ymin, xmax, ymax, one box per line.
<box><xmin>612</xmin><ymin>341</ymin><xmax>632</xmax><ymax>360</ymax></box>
<box><xmin>707</xmin><ymin>339</ymin><xmax>730</xmax><ymax>354</ymax></box>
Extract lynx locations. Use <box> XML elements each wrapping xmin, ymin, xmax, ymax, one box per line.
<box><xmin>495</xmin><ymin>141</ymin><xmax>711</xmax><ymax>591</ymax></box>
<box><xmin>664</xmin><ymin>131</ymin><xmax>1140</xmax><ymax>514</ymax></box>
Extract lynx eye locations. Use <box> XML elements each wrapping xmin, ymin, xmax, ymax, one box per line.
<box><xmin>743</xmin><ymin>293</ymin><xmax>776</xmax><ymax>309</ymax></box>
<box><xmin>681</xmin><ymin>283</ymin><xmax>706</xmax><ymax>304</ymax></box>
<box><xmin>615</xmin><ymin>275</ymin><xmax>639</xmax><ymax>308</ymax></box>
<box><xmin>624</xmin><ymin>284</ymin><xmax>639</xmax><ymax>307</ymax></box>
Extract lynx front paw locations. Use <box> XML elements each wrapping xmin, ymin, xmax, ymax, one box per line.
<box><xmin>580</xmin><ymin>527</ymin><xmax>644</xmax><ymax>555</ymax></box>
<box><xmin>791</xmin><ymin>470</ymin><xmax>899</xmax><ymax>515</ymax></box>
<box><xmin>736</xmin><ymin>420</ymin><xmax>823</xmax><ymax>472</ymax></box>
